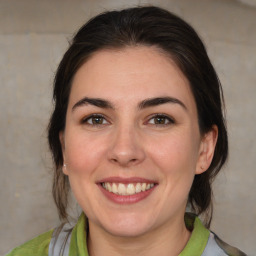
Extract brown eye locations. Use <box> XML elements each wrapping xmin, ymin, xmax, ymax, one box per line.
<box><xmin>148</xmin><ymin>115</ymin><xmax>174</xmax><ymax>125</ymax></box>
<box><xmin>91</xmin><ymin>116</ymin><xmax>104</xmax><ymax>124</ymax></box>
<box><xmin>82</xmin><ymin>115</ymin><xmax>108</xmax><ymax>125</ymax></box>
<box><xmin>154</xmin><ymin>116</ymin><xmax>167</xmax><ymax>124</ymax></box>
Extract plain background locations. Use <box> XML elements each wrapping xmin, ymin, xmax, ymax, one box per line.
<box><xmin>0</xmin><ymin>0</ymin><xmax>255</xmax><ymax>255</ymax></box>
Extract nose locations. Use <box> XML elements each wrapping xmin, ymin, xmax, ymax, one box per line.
<box><xmin>107</xmin><ymin>125</ymin><xmax>146</xmax><ymax>167</ymax></box>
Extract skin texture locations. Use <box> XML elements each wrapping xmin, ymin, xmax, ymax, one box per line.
<box><xmin>60</xmin><ymin>46</ymin><xmax>217</xmax><ymax>256</ymax></box>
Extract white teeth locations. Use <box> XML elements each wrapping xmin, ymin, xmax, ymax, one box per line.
<box><xmin>112</xmin><ymin>183</ymin><xmax>118</xmax><ymax>193</ymax></box>
<box><xmin>135</xmin><ymin>183</ymin><xmax>142</xmax><ymax>193</ymax></box>
<box><xmin>127</xmin><ymin>184</ymin><xmax>135</xmax><ymax>195</ymax></box>
<box><xmin>107</xmin><ymin>183</ymin><xmax>112</xmax><ymax>192</ymax></box>
<box><xmin>118</xmin><ymin>183</ymin><xmax>126</xmax><ymax>195</ymax></box>
<box><xmin>102</xmin><ymin>182</ymin><xmax>155</xmax><ymax>195</ymax></box>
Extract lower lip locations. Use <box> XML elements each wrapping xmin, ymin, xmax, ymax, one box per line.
<box><xmin>98</xmin><ymin>184</ymin><xmax>157</xmax><ymax>204</ymax></box>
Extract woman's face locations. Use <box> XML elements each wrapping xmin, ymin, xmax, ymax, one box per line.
<box><xmin>60</xmin><ymin>46</ymin><xmax>216</xmax><ymax>237</ymax></box>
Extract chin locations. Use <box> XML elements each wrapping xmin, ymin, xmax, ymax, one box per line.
<box><xmin>105</xmin><ymin>223</ymin><xmax>152</xmax><ymax>238</ymax></box>
<box><xmin>97</xmin><ymin>213</ymin><xmax>154</xmax><ymax>238</ymax></box>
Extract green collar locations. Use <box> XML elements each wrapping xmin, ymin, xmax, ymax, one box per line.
<box><xmin>179</xmin><ymin>213</ymin><xmax>210</xmax><ymax>256</ymax></box>
<box><xmin>69</xmin><ymin>213</ymin><xmax>209</xmax><ymax>256</ymax></box>
<box><xmin>69</xmin><ymin>214</ymin><xmax>88</xmax><ymax>256</ymax></box>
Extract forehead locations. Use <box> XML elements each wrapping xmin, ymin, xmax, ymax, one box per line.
<box><xmin>69</xmin><ymin>46</ymin><xmax>196</xmax><ymax>111</ymax></box>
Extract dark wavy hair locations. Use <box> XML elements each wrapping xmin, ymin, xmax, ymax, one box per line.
<box><xmin>48</xmin><ymin>6</ymin><xmax>228</xmax><ymax>228</ymax></box>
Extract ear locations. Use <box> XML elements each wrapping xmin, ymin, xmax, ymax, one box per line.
<box><xmin>59</xmin><ymin>131</ymin><xmax>69</xmax><ymax>175</ymax></box>
<box><xmin>196</xmin><ymin>125</ymin><xmax>218</xmax><ymax>175</ymax></box>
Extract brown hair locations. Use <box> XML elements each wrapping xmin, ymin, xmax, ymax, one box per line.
<box><xmin>48</xmin><ymin>6</ymin><xmax>228</xmax><ymax>227</ymax></box>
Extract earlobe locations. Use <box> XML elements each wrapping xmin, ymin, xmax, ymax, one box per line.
<box><xmin>59</xmin><ymin>131</ymin><xmax>69</xmax><ymax>175</ymax></box>
<box><xmin>62</xmin><ymin>163</ymin><xmax>69</xmax><ymax>175</ymax></box>
<box><xmin>196</xmin><ymin>125</ymin><xmax>218</xmax><ymax>175</ymax></box>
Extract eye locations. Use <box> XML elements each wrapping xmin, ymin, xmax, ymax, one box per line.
<box><xmin>147</xmin><ymin>114</ymin><xmax>174</xmax><ymax>126</ymax></box>
<box><xmin>82</xmin><ymin>114</ymin><xmax>109</xmax><ymax>126</ymax></box>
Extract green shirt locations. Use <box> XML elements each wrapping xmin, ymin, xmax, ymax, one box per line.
<box><xmin>5</xmin><ymin>214</ymin><xmax>211</xmax><ymax>256</ymax></box>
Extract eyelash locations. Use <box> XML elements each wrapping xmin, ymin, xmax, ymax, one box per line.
<box><xmin>81</xmin><ymin>114</ymin><xmax>109</xmax><ymax>126</ymax></box>
<box><xmin>147</xmin><ymin>114</ymin><xmax>175</xmax><ymax>126</ymax></box>
<box><xmin>81</xmin><ymin>114</ymin><xmax>175</xmax><ymax>127</ymax></box>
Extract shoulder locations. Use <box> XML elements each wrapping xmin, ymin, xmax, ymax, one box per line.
<box><xmin>202</xmin><ymin>231</ymin><xmax>247</xmax><ymax>256</ymax></box>
<box><xmin>184</xmin><ymin>213</ymin><xmax>247</xmax><ymax>256</ymax></box>
<box><xmin>5</xmin><ymin>229</ymin><xmax>53</xmax><ymax>256</ymax></box>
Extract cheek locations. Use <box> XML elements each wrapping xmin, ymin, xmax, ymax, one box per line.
<box><xmin>145</xmin><ymin>133</ymin><xmax>199</xmax><ymax>216</ymax></box>
<box><xmin>146</xmin><ymin>130</ymin><xmax>200</xmax><ymax>202</ymax></box>
<box><xmin>148</xmin><ymin>133</ymin><xmax>199</xmax><ymax>173</ymax></box>
<box><xmin>64</xmin><ymin>130</ymin><xmax>108</xmax><ymax>177</ymax></box>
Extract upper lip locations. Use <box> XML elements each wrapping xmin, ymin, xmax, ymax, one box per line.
<box><xmin>97</xmin><ymin>176</ymin><xmax>158</xmax><ymax>184</ymax></box>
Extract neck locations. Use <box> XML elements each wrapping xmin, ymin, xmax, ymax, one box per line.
<box><xmin>87</xmin><ymin>215</ymin><xmax>191</xmax><ymax>256</ymax></box>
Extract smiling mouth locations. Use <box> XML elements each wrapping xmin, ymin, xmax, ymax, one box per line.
<box><xmin>101</xmin><ymin>182</ymin><xmax>156</xmax><ymax>196</ymax></box>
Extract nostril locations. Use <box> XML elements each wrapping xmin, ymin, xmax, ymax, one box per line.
<box><xmin>110</xmin><ymin>156</ymin><xmax>140</xmax><ymax>166</ymax></box>
<box><xmin>111</xmin><ymin>158</ymin><xmax>137</xmax><ymax>163</ymax></box>
<box><xmin>107</xmin><ymin>140</ymin><xmax>146</xmax><ymax>166</ymax></box>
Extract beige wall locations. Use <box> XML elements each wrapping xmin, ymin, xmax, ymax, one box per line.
<box><xmin>0</xmin><ymin>0</ymin><xmax>255</xmax><ymax>255</ymax></box>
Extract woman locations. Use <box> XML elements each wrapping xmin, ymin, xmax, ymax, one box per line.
<box><xmin>7</xmin><ymin>6</ymin><xmax>246</xmax><ymax>256</ymax></box>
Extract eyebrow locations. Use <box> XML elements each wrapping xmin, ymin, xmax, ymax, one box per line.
<box><xmin>72</xmin><ymin>96</ymin><xmax>187</xmax><ymax>111</ymax></box>
<box><xmin>72</xmin><ymin>97</ymin><xmax>114</xmax><ymax>111</ymax></box>
<box><xmin>138</xmin><ymin>97</ymin><xmax>187</xmax><ymax>110</ymax></box>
